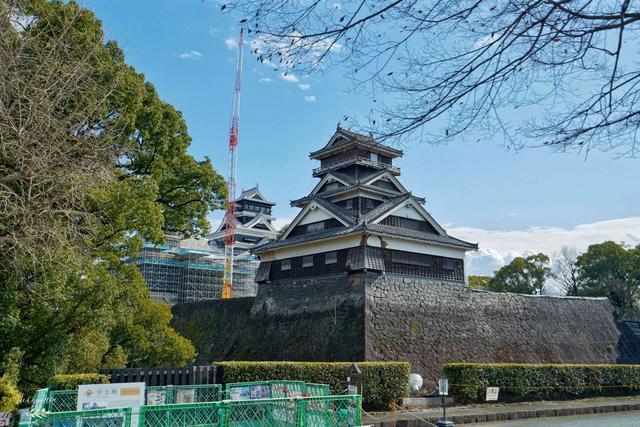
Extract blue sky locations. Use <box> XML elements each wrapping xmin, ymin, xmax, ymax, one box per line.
<box><xmin>84</xmin><ymin>0</ymin><xmax>640</xmax><ymax>276</ymax></box>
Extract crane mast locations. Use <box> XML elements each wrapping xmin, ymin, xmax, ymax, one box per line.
<box><xmin>222</xmin><ymin>28</ymin><xmax>244</xmax><ymax>299</ymax></box>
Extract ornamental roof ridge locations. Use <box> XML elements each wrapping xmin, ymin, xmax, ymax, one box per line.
<box><xmin>309</xmin><ymin>127</ymin><xmax>403</xmax><ymax>159</ymax></box>
<box><xmin>238</xmin><ymin>185</ymin><xmax>276</xmax><ymax>205</ymax></box>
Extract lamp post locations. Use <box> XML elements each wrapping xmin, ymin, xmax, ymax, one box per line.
<box><xmin>436</xmin><ymin>378</ymin><xmax>453</xmax><ymax>427</ymax></box>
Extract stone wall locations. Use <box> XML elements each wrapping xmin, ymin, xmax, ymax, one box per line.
<box><xmin>171</xmin><ymin>273</ymin><xmax>367</xmax><ymax>363</ymax></box>
<box><xmin>365</xmin><ymin>276</ymin><xmax>624</xmax><ymax>382</ymax></box>
<box><xmin>171</xmin><ymin>273</ymin><xmax>633</xmax><ymax>380</ymax></box>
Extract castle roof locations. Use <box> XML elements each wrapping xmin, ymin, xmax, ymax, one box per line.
<box><xmin>237</xmin><ymin>185</ymin><xmax>276</xmax><ymax>205</ymax></box>
<box><xmin>309</xmin><ymin>126</ymin><xmax>403</xmax><ymax>160</ymax></box>
<box><xmin>253</xmin><ymin>220</ymin><xmax>477</xmax><ymax>252</ymax></box>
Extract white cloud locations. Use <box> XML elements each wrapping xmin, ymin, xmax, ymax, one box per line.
<box><xmin>259</xmin><ymin>77</ymin><xmax>272</xmax><ymax>83</ymax></box>
<box><xmin>304</xmin><ymin>95</ymin><xmax>316</xmax><ymax>103</ymax></box>
<box><xmin>273</xmin><ymin>218</ymin><xmax>293</xmax><ymax>231</ymax></box>
<box><xmin>474</xmin><ymin>33</ymin><xmax>499</xmax><ymax>48</ymax></box>
<box><xmin>225</xmin><ymin>38</ymin><xmax>238</xmax><ymax>50</ymax></box>
<box><xmin>208</xmin><ymin>26</ymin><xmax>222</xmax><ymax>35</ymax></box>
<box><xmin>249</xmin><ymin>31</ymin><xmax>342</xmax><ymax>71</ymax></box>
<box><xmin>454</xmin><ymin>217</ymin><xmax>640</xmax><ymax>278</ymax></box>
<box><xmin>298</xmin><ymin>83</ymin><xmax>311</xmax><ymax>90</ymax></box>
<box><xmin>179</xmin><ymin>50</ymin><xmax>202</xmax><ymax>59</ymax></box>
<box><xmin>280</xmin><ymin>72</ymin><xmax>299</xmax><ymax>83</ymax></box>
<box><xmin>332</xmin><ymin>3</ymin><xmax>343</xmax><ymax>10</ymax></box>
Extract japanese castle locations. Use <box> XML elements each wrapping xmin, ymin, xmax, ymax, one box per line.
<box><xmin>252</xmin><ymin>126</ymin><xmax>477</xmax><ymax>283</ymax></box>
<box><xmin>207</xmin><ymin>185</ymin><xmax>278</xmax><ymax>253</ymax></box>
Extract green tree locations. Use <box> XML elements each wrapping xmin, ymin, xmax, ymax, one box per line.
<box><xmin>468</xmin><ymin>275</ymin><xmax>492</xmax><ymax>290</ymax></box>
<box><xmin>577</xmin><ymin>241</ymin><xmax>640</xmax><ymax>308</ymax></box>
<box><xmin>0</xmin><ymin>0</ymin><xmax>224</xmax><ymax>400</ymax></box>
<box><xmin>489</xmin><ymin>254</ymin><xmax>552</xmax><ymax>295</ymax></box>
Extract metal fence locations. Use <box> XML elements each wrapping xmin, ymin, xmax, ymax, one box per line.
<box><xmin>102</xmin><ymin>366</ymin><xmax>218</xmax><ymax>386</ymax></box>
<box><xmin>44</xmin><ymin>384</ymin><xmax>223</xmax><ymax>413</ymax></box>
<box><xmin>30</xmin><ymin>407</ymin><xmax>132</xmax><ymax>427</ymax></box>
<box><xmin>33</xmin><ymin>395</ymin><xmax>361</xmax><ymax>427</ymax></box>
<box><xmin>142</xmin><ymin>395</ymin><xmax>361</xmax><ymax>426</ymax></box>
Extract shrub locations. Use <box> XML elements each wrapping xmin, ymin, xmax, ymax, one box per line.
<box><xmin>444</xmin><ymin>363</ymin><xmax>640</xmax><ymax>403</ymax></box>
<box><xmin>48</xmin><ymin>373</ymin><xmax>110</xmax><ymax>390</ymax></box>
<box><xmin>216</xmin><ymin>361</ymin><xmax>410</xmax><ymax>410</ymax></box>
<box><xmin>0</xmin><ymin>375</ymin><xmax>22</xmax><ymax>412</ymax></box>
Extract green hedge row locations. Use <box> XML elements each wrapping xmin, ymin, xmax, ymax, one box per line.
<box><xmin>216</xmin><ymin>361</ymin><xmax>410</xmax><ymax>410</ymax></box>
<box><xmin>444</xmin><ymin>363</ymin><xmax>640</xmax><ymax>403</ymax></box>
<box><xmin>48</xmin><ymin>373</ymin><xmax>110</xmax><ymax>390</ymax></box>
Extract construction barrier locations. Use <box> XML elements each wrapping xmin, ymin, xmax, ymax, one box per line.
<box><xmin>28</xmin><ymin>395</ymin><xmax>361</xmax><ymax>426</ymax></box>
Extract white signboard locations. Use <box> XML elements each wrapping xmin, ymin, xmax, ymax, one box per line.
<box><xmin>175</xmin><ymin>389</ymin><xmax>195</xmax><ymax>404</ymax></box>
<box><xmin>0</xmin><ymin>412</ymin><xmax>11</xmax><ymax>426</ymax></box>
<box><xmin>347</xmin><ymin>385</ymin><xmax>358</xmax><ymax>395</ymax></box>
<box><xmin>486</xmin><ymin>387</ymin><xmax>500</xmax><ymax>401</ymax></box>
<box><xmin>146</xmin><ymin>390</ymin><xmax>167</xmax><ymax>406</ymax></box>
<box><xmin>229</xmin><ymin>385</ymin><xmax>270</xmax><ymax>400</ymax></box>
<box><xmin>77</xmin><ymin>382</ymin><xmax>145</xmax><ymax>426</ymax></box>
<box><xmin>438</xmin><ymin>379</ymin><xmax>448</xmax><ymax>396</ymax></box>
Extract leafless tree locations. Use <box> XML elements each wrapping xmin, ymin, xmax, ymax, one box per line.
<box><xmin>552</xmin><ymin>246</ymin><xmax>580</xmax><ymax>296</ymax></box>
<box><xmin>225</xmin><ymin>0</ymin><xmax>640</xmax><ymax>156</ymax></box>
<box><xmin>0</xmin><ymin>1</ymin><xmax>124</xmax><ymax>274</ymax></box>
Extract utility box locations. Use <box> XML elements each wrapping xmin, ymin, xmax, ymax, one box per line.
<box><xmin>347</xmin><ymin>363</ymin><xmax>362</xmax><ymax>395</ymax></box>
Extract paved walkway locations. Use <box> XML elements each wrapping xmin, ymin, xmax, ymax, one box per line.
<box><xmin>362</xmin><ymin>396</ymin><xmax>640</xmax><ymax>426</ymax></box>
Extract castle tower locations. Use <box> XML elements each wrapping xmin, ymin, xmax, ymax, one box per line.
<box><xmin>207</xmin><ymin>185</ymin><xmax>278</xmax><ymax>253</ymax></box>
<box><xmin>252</xmin><ymin>126</ymin><xmax>477</xmax><ymax>283</ymax></box>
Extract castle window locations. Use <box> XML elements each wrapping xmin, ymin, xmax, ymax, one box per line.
<box><xmin>443</xmin><ymin>258</ymin><xmax>457</xmax><ymax>271</ymax></box>
<box><xmin>303</xmin><ymin>256</ymin><xmax>314</xmax><ymax>268</ymax></box>
<box><xmin>281</xmin><ymin>259</ymin><xmax>291</xmax><ymax>271</ymax></box>
<box><xmin>392</xmin><ymin>251</ymin><xmax>432</xmax><ymax>267</ymax></box>
<box><xmin>345</xmin><ymin>199</ymin><xmax>353</xmax><ymax>209</ymax></box>
<box><xmin>325</xmin><ymin>251</ymin><xmax>337</xmax><ymax>264</ymax></box>
<box><xmin>370</xmin><ymin>152</ymin><xmax>379</xmax><ymax>163</ymax></box>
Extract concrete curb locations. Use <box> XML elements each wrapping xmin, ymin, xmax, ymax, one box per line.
<box><xmin>364</xmin><ymin>402</ymin><xmax>640</xmax><ymax>426</ymax></box>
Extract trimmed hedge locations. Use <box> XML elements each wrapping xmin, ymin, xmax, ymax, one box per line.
<box><xmin>444</xmin><ymin>363</ymin><xmax>640</xmax><ymax>403</ymax></box>
<box><xmin>48</xmin><ymin>373</ymin><xmax>110</xmax><ymax>390</ymax></box>
<box><xmin>216</xmin><ymin>361</ymin><xmax>410</xmax><ymax>410</ymax></box>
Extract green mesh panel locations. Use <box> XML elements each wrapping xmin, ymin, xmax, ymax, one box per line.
<box><xmin>303</xmin><ymin>384</ymin><xmax>331</xmax><ymax>398</ymax></box>
<box><xmin>48</xmin><ymin>390</ymin><xmax>78</xmax><ymax>412</ymax></box>
<box><xmin>270</xmin><ymin>382</ymin><xmax>306</xmax><ymax>398</ymax></box>
<box><xmin>297</xmin><ymin>396</ymin><xmax>362</xmax><ymax>427</ymax></box>
<box><xmin>139</xmin><ymin>402</ymin><xmax>222</xmax><ymax>427</ymax></box>
<box><xmin>31</xmin><ymin>407</ymin><xmax>132</xmax><ymax>427</ymax></box>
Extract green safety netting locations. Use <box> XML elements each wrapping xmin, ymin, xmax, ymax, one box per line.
<box><xmin>24</xmin><ymin>395</ymin><xmax>361</xmax><ymax>427</ymax></box>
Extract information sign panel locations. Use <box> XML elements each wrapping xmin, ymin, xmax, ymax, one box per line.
<box><xmin>77</xmin><ymin>382</ymin><xmax>145</xmax><ymax>426</ymax></box>
<box><xmin>486</xmin><ymin>387</ymin><xmax>500</xmax><ymax>401</ymax></box>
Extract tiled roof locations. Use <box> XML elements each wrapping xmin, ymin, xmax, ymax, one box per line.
<box><xmin>238</xmin><ymin>185</ymin><xmax>276</xmax><ymax>205</ymax></box>
<box><xmin>251</xmin><ymin>220</ymin><xmax>477</xmax><ymax>253</ymax></box>
<box><xmin>252</xmin><ymin>223</ymin><xmax>364</xmax><ymax>252</ymax></box>
<box><xmin>310</xmin><ymin>196</ymin><xmax>356</xmax><ymax>225</ymax></box>
<box><xmin>310</xmin><ymin>127</ymin><xmax>403</xmax><ymax>158</ymax></box>
<box><xmin>360</xmin><ymin>193</ymin><xmax>413</xmax><ymax>222</ymax></box>
<box><xmin>363</xmin><ymin>223</ymin><xmax>478</xmax><ymax>249</ymax></box>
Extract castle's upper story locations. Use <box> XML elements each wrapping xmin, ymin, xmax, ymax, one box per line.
<box><xmin>207</xmin><ymin>185</ymin><xmax>278</xmax><ymax>253</ymax></box>
<box><xmin>252</xmin><ymin>126</ymin><xmax>477</xmax><ymax>284</ymax></box>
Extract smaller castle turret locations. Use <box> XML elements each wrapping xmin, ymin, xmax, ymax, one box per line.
<box><xmin>207</xmin><ymin>185</ymin><xmax>278</xmax><ymax>253</ymax></box>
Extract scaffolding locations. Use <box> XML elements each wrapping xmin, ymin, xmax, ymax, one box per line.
<box><xmin>132</xmin><ymin>237</ymin><xmax>260</xmax><ymax>306</ymax></box>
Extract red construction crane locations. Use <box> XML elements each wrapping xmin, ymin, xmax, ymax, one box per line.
<box><xmin>222</xmin><ymin>28</ymin><xmax>244</xmax><ymax>299</ymax></box>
